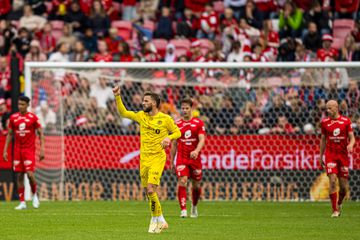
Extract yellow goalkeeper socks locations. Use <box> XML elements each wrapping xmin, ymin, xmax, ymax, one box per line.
<box><xmin>148</xmin><ymin>192</ymin><xmax>162</xmax><ymax>217</ymax></box>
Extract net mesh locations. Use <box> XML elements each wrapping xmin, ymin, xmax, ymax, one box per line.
<box><xmin>28</xmin><ymin>64</ymin><xmax>360</xmax><ymax>201</ymax></box>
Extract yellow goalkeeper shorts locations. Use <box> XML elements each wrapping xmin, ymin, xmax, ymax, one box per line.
<box><xmin>139</xmin><ymin>152</ymin><xmax>166</xmax><ymax>187</ymax></box>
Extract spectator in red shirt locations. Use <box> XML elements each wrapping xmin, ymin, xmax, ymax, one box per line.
<box><xmin>185</xmin><ymin>0</ymin><xmax>210</xmax><ymax>14</ymax></box>
<box><xmin>220</xmin><ymin>8</ymin><xmax>238</xmax><ymax>31</ymax></box>
<box><xmin>0</xmin><ymin>0</ymin><xmax>11</xmax><ymax>20</ymax></box>
<box><xmin>317</xmin><ymin>34</ymin><xmax>339</xmax><ymax>61</ymax></box>
<box><xmin>254</xmin><ymin>0</ymin><xmax>277</xmax><ymax>20</ymax></box>
<box><xmin>334</xmin><ymin>0</ymin><xmax>359</xmax><ymax>19</ymax></box>
<box><xmin>105</xmin><ymin>28</ymin><xmax>122</xmax><ymax>54</ymax></box>
<box><xmin>93</xmin><ymin>40</ymin><xmax>113</xmax><ymax>62</ymax></box>
<box><xmin>38</xmin><ymin>22</ymin><xmax>57</xmax><ymax>56</ymax></box>
<box><xmin>79</xmin><ymin>0</ymin><xmax>93</xmax><ymax>16</ymax></box>
<box><xmin>197</xmin><ymin>3</ymin><xmax>218</xmax><ymax>40</ymax></box>
<box><xmin>113</xmin><ymin>41</ymin><xmax>133</xmax><ymax>62</ymax></box>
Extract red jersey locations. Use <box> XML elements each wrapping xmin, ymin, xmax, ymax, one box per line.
<box><xmin>93</xmin><ymin>53</ymin><xmax>113</xmax><ymax>62</ymax></box>
<box><xmin>200</xmin><ymin>11</ymin><xmax>218</xmax><ymax>32</ymax></box>
<box><xmin>8</xmin><ymin>112</ymin><xmax>41</xmax><ymax>150</ymax></box>
<box><xmin>317</xmin><ymin>48</ymin><xmax>339</xmax><ymax>61</ymax></box>
<box><xmin>321</xmin><ymin>115</ymin><xmax>353</xmax><ymax>154</ymax></box>
<box><xmin>176</xmin><ymin>118</ymin><xmax>205</xmax><ymax>164</ymax></box>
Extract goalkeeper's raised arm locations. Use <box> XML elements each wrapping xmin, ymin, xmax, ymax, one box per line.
<box><xmin>112</xmin><ymin>85</ymin><xmax>138</xmax><ymax>121</ymax></box>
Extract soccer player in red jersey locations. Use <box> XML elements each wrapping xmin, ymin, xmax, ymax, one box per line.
<box><xmin>3</xmin><ymin>96</ymin><xmax>45</xmax><ymax>210</ymax></box>
<box><xmin>170</xmin><ymin>98</ymin><xmax>205</xmax><ymax>218</ymax></box>
<box><xmin>320</xmin><ymin>100</ymin><xmax>355</xmax><ymax>217</ymax></box>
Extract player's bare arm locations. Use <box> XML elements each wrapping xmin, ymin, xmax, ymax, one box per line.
<box><xmin>37</xmin><ymin>128</ymin><xmax>45</xmax><ymax>161</ymax></box>
<box><xmin>190</xmin><ymin>134</ymin><xmax>205</xmax><ymax>159</ymax></box>
<box><xmin>170</xmin><ymin>141</ymin><xmax>177</xmax><ymax>173</ymax></box>
<box><xmin>347</xmin><ymin>131</ymin><xmax>355</xmax><ymax>153</ymax></box>
<box><xmin>2</xmin><ymin>128</ymin><xmax>13</xmax><ymax>162</ymax></box>
<box><xmin>319</xmin><ymin>134</ymin><xmax>326</xmax><ymax>169</ymax></box>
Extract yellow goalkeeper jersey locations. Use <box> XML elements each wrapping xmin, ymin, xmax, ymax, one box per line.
<box><xmin>115</xmin><ymin>95</ymin><xmax>181</xmax><ymax>159</ymax></box>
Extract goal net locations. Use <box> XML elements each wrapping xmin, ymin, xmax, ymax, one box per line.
<box><xmin>25</xmin><ymin>62</ymin><xmax>360</xmax><ymax>201</ymax></box>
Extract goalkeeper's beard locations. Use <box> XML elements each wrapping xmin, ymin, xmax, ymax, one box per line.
<box><xmin>143</xmin><ymin>106</ymin><xmax>153</xmax><ymax>113</ymax></box>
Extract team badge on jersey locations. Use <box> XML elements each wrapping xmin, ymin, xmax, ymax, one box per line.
<box><xmin>184</xmin><ymin>130</ymin><xmax>192</xmax><ymax>138</ymax></box>
<box><xmin>333</xmin><ymin>128</ymin><xmax>340</xmax><ymax>136</ymax></box>
<box><xmin>19</xmin><ymin>123</ymin><xmax>26</xmax><ymax>131</ymax></box>
<box><xmin>157</xmin><ymin>120</ymin><xmax>162</xmax><ymax>125</ymax></box>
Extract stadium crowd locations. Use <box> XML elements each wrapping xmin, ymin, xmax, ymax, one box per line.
<box><xmin>1</xmin><ymin>0</ymin><xmax>360</xmax><ymax>136</ymax></box>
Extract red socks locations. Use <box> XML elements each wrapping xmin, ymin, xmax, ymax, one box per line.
<box><xmin>192</xmin><ymin>188</ymin><xmax>201</xmax><ymax>206</ymax></box>
<box><xmin>329</xmin><ymin>192</ymin><xmax>338</xmax><ymax>212</ymax></box>
<box><xmin>178</xmin><ymin>186</ymin><xmax>187</xmax><ymax>210</ymax></box>
<box><xmin>18</xmin><ymin>187</ymin><xmax>25</xmax><ymax>202</ymax></box>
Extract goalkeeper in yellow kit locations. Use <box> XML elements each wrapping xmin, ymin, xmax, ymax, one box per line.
<box><xmin>113</xmin><ymin>86</ymin><xmax>181</xmax><ymax>233</ymax></box>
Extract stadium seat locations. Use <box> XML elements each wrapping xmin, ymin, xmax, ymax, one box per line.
<box><xmin>198</xmin><ymin>39</ymin><xmax>214</xmax><ymax>55</ymax></box>
<box><xmin>333</xmin><ymin>28</ymin><xmax>352</xmax><ymax>39</ymax></box>
<box><xmin>50</xmin><ymin>20</ymin><xmax>64</xmax><ymax>30</ymax></box>
<box><xmin>170</xmin><ymin>39</ymin><xmax>191</xmax><ymax>50</ymax></box>
<box><xmin>152</xmin><ymin>39</ymin><xmax>168</xmax><ymax>58</ymax></box>
<box><xmin>213</xmin><ymin>1</ymin><xmax>225</xmax><ymax>14</ymax></box>
<box><xmin>111</xmin><ymin>20</ymin><xmax>133</xmax><ymax>40</ymax></box>
<box><xmin>333</xmin><ymin>19</ymin><xmax>355</xmax><ymax>29</ymax></box>
<box><xmin>333</xmin><ymin>19</ymin><xmax>355</xmax><ymax>40</ymax></box>
<box><xmin>331</xmin><ymin>38</ymin><xmax>344</xmax><ymax>49</ymax></box>
<box><xmin>174</xmin><ymin>48</ymin><xmax>188</xmax><ymax>57</ymax></box>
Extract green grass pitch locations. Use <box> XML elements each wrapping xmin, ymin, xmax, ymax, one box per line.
<box><xmin>0</xmin><ymin>201</ymin><xmax>359</xmax><ymax>240</ymax></box>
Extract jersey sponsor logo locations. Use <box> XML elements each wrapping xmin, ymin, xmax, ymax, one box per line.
<box><xmin>13</xmin><ymin>160</ymin><xmax>20</xmax><ymax>166</ymax></box>
<box><xmin>24</xmin><ymin>160</ymin><xmax>32</xmax><ymax>166</ymax></box>
<box><xmin>184</xmin><ymin>130</ymin><xmax>192</xmax><ymax>139</ymax></box>
<box><xmin>190</xmin><ymin>124</ymin><xmax>197</xmax><ymax>127</ymax></box>
<box><xmin>341</xmin><ymin>166</ymin><xmax>349</xmax><ymax>172</ymax></box>
<box><xmin>25</xmin><ymin>119</ymin><xmax>30</xmax><ymax>122</ymax></box>
<box><xmin>19</xmin><ymin>123</ymin><xmax>26</xmax><ymax>131</ymax></box>
<box><xmin>193</xmin><ymin>169</ymin><xmax>202</xmax><ymax>175</ymax></box>
<box><xmin>333</xmin><ymin>128</ymin><xmax>340</xmax><ymax>137</ymax></box>
<box><xmin>327</xmin><ymin>162</ymin><xmax>337</xmax><ymax>168</ymax></box>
